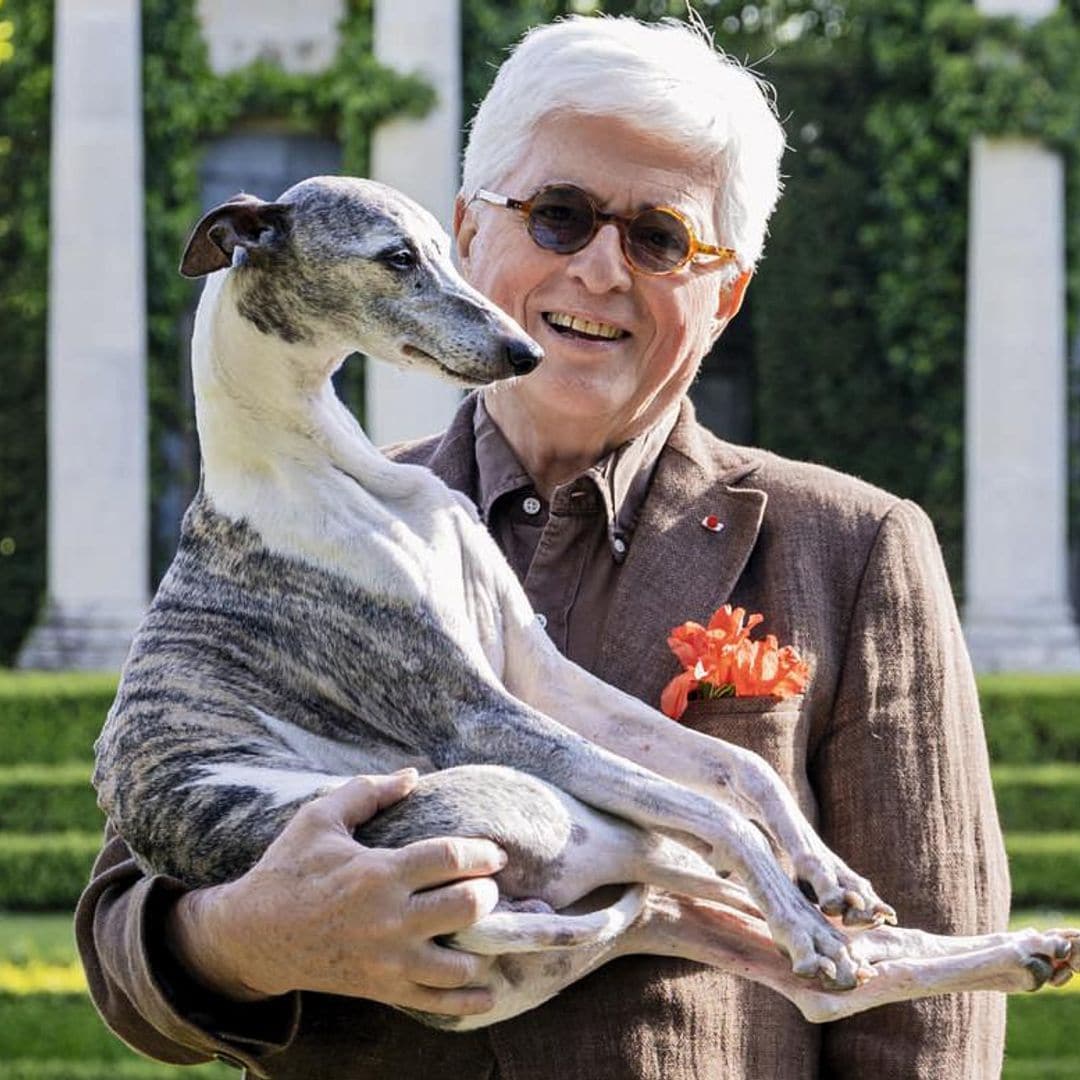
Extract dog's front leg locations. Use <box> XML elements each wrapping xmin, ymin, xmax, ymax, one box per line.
<box><xmin>444</xmin><ymin>692</ymin><xmax>868</xmax><ymax>988</ymax></box>
<box><xmin>498</xmin><ymin>598</ymin><xmax>892</xmax><ymax>927</ymax></box>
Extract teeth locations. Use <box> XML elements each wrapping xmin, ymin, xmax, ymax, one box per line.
<box><xmin>546</xmin><ymin>312</ymin><xmax>624</xmax><ymax>340</ymax></box>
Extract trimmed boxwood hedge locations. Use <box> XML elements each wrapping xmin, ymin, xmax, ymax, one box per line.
<box><xmin>992</xmin><ymin>764</ymin><xmax>1080</xmax><ymax>833</ymax></box>
<box><xmin>0</xmin><ymin>832</ymin><xmax>100</xmax><ymax>911</ymax></box>
<box><xmin>2</xmin><ymin>671</ymin><xmax>1080</xmax><ymax>765</ymax></box>
<box><xmin>0</xmin><ymin>674</ymin><xmax>115</xmax><ymax>766</ymax></box>
<box><xmin>981</xmin><ymin>674</ymin><xmax>1080</xmax><ymax>764</ymax></box>
<box><xmin>0</xmin><ymin>764</ymin><xmax>100</xmax><ymax>833</ymax></box>
<box><xmin>1006</xmin><ymin>832</ymin><xmax>1080</xmax><ymax>908</ymax></box>
<box><xmin>0</xmin><ymin>828</ymin><xmax>1074</xmax><ymax>912</ymax></box>
<box><xmin>1</xmin><ymin>759</ymin><xmax>1073</xmax><ymax>837</ymax></box>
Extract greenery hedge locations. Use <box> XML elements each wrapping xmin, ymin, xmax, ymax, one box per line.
<box><xmin>981</xmin><ymin>675</ymin><xmax>1080</xmax><ymax>764</ymax></box>
<box><xmin>0</xmin><ymin>828</ymin><xmax>1073</xmax><ymax>912</ymax></box>
<box><xmin>1005</xmin><ymin>832</ymin><xmax>1080</xmax><ymax>908</ymax></box>
<box><xmin>0</xmin><ymin>764</ymin><xmax>99</xmax><ymax>833</ymax></box>
<box><xmin>993</xmin><ymin>765</ymin><xmax>1080</xmax><ymax>833</ymax></box>
<box><xmin>3</xmin><ymin>759</ymin><xmax>1078</xmax><ymax>837</ymax></box>
<box><xmin>0</xmin><ymin>832</ymin><xmax>100</xmax><ymax>911</ymax></box>
<box><xmin>0</xmin><ymin>674</ymin><xmax>116</xmax><ymax>766</ymax></box>
<box><xmin>3</xmin><ymin>671</ymin><xmax>1079</xmax><ymax>766</ymax></box>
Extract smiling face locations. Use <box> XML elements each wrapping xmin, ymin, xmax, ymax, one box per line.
<box><xmin>456</xmin><ymin>114</ymin><xmax>750</xmax><ymax>449</ymax></box>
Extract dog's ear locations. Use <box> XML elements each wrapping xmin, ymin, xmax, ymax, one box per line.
<box><xmin>179</xmin><ymin>193</ymin><xmax>292</xmax><ymax>278</ymax></box>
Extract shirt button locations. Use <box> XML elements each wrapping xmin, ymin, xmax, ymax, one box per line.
<box><xmin>536</xmin><ymin>613</ymin><xmax>548</xmax><ymax>629</ymax></box>
<box><xmin>613</xmin><ymin>537</ymin><xmax>627</xmax><ymax>555</ymax></box>
<box><xmin>523</xmin><ymin>496</ymin><xmax>542</xmax><ymax>516</ymax></box>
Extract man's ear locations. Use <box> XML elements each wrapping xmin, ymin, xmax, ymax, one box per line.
<box><xmin>179</xmin><ymin>193</ymin><xmax>292</xmax><ymax>278</ymax></box>
<box><xmin>711</xmin><ymin>269</ymin><xmax>753</xmax><ymax>342</ymax></box>
<box><xmin>453</xmin><ymin>193</ymin><xmax>477</xmax><ymax>268</ymax></box>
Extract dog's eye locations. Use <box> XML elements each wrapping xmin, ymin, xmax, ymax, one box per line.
<box><xmin>382</xmin><ymin>249</ymin><xmax>417</xmax><ymax>271</ymax></box>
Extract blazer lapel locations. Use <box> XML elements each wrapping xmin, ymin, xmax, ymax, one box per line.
<box><xmin>593</xmin><ymin>403</ymin><xmax>767</xmax><ymax>703</ymax></box>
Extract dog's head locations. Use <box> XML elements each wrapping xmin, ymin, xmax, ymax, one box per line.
<box><xmin>180</xmin><ymin>176</ymin><xmax>542</xmax><ymax>386</ymax></box>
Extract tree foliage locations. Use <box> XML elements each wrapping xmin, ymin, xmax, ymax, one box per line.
<box><xmin>0</xmin><ymin>0</ymin><xmax>52</xmax><ymax>664</ymax></box>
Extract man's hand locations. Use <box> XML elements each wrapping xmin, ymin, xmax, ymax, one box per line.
<box><xmin>164</xmin><ymin>769</ymin><xmax>506</xmax><ymax>1017</ymax></box>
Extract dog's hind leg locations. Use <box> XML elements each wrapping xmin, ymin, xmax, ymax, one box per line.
<box><xmin>616</xmin><ymin>892</ymin><xmax>1080</xmax><ymax>1023</ymax></box>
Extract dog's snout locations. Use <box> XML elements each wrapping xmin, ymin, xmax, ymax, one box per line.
<box><xmin>507</xmin><ymin>340</ymin><xmax>543</xmax><ymax>377</ymax></box>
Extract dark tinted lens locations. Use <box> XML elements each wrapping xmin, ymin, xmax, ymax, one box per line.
<box><xmin>626</xmin><ymin>209</ymin><xmax>692</xmax><ymax>273</ymax></box>
<box><xmin>527</xmin><ymin>186</ymin><xmax>596</xmax><ymax>253</ymax></box>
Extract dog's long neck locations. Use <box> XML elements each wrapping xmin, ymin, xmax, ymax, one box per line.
<box><xmin>192</xmin><ymin>271</ymin><xmax>421</xmax><ymax>508</ymax></box>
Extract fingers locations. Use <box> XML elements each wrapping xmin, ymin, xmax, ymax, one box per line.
<box><xmin>408</xmin><ymin>877</ymin><xmax>501</xmax><ymax>937</ymax></box>
<box><xmin>301</xmin><ymin>770</ymin><xmax>420</xmax><ymax>833</ymax></box>
<box><xmin>412</xmin><ymin>941</ymin><xmax>495</xmax><ymax>989</ymax></box>
<box><xmin>402</xmin><ymin>984</ymin><xmax>495</xmax><ymax>1017</ymax></box>
<box><xmin>395</xmin><ymin>835</ymin><xmax>507</xmax><ymax>890</ymax></box>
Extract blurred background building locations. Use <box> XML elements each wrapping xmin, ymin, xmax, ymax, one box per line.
<box><xmin>2</xmin><ymin>0</ymin><xmax>1079</xmax><ymax>671</ymax></box>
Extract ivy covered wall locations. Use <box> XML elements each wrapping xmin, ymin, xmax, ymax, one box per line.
<box><xmin>0</xmin><ymin>0</ymin><xmax>430</xmax><ymax>662</ymax></box>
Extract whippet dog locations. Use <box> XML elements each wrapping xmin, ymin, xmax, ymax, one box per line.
<box><xmin>94</xmin><ymin>176</ymin><xmax>1077</xmax><ymax>1029</ymax></box>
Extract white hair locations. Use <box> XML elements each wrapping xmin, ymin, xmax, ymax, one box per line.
<box><xmin>461</xmin><ymin>15</ymin><xmax>787</xmax><ymax>273</ymax></box>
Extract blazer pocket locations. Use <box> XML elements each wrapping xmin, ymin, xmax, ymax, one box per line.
<box><xmin>679</xmin><ymin>695</ymin><xmax>816</xmax><ymax>822</ymax></box>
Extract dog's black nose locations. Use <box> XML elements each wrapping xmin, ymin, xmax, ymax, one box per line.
<box><xmin>507</xmin><ymin>340</ymin><xmax>543</xmax><ymax>377</ymax></box>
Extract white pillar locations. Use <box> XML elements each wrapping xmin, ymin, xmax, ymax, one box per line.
<box><xmin>19</xmin><ymin>0</ymin><xmax>148</xmax><ymax>670</ymax></box>
<box><xmin>962</xmin><ymin>0</ymin><xmax>1080</xmax><ymax>670</ymax></box>
<box><xmin>368</xmin><ymin>0</ymin><xmax>463</xmax><ymax>446</ymax></box>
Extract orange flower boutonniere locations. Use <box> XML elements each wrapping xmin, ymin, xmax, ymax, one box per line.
<box><xmin>660</xmin><ymin>604</ymin><xmax>810</xmax><ymax>721</ymax></box>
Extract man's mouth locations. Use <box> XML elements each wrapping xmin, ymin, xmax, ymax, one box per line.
<box><xmin>543</xmin><ymin>312</ymin><xmax>627</xmax><ymax>341</ymax></box>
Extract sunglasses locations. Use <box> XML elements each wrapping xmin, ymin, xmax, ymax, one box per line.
<box><xmin>472</xmin><ymin>183</ymin><xmax>736</xmax><ymax>276</ymax></box>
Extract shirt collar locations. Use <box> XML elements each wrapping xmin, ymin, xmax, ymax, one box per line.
<box><xmin>472</xmin><ymin>394</ymin><xmax>678</xmax><ymax>558</ymax></box>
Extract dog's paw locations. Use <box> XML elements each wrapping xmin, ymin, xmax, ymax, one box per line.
<box><xmin>773</xmin><ymin>903</ymin><xmax>873</xmax><ymax>991</ymax></box>
<box><xmin>1019</xmin><ymin>929</ymin><xmax>1079</xmax><ymax>990</ymax></box>
<box><xmin>793</xmin><ymin>851</ymin><xmax>896</xmax><ymax>929</ymax></box>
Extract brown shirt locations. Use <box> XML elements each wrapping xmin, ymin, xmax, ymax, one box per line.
<box><xmin>474</xmin><ymin>397</ymin><xmax>676</xmax><ymax>670</ymax></box>
<box><xmin>76</xmin><ymin>395</ymin><xmax>1009</xmax><ymax>1079</ymax></box>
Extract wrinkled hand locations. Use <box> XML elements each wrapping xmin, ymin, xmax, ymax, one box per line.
<box><xmin>165</xmin><ymin>769</ymin><xmax>506</xmax><ymax>1017</ymax></box>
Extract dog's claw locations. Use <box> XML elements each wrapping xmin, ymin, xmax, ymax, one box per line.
<box><xmin>792</xmin><ymin>851</ymin><xmax>894</xmax><ymax>931</ymax></box>
<box><xmin>780</xmin><ymin>910</ymin><xmax>862</xmax><ymax>991</ymax></box>
<box><xmin>1050</xmin><ymin>966</ymin><xmax>1073</xmax><ymax>988</ymax></box>
<box><xmin>1017</xmin><ymin>931</ymin><xmax>1080</xmax><ymax>991</ymax></box>
<box><xmin>1024</xmin><ymin>956</ymin><xmax>1055</xmax><ymax>989</ymax></box>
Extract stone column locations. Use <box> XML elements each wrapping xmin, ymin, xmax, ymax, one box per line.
<box><xmin>19</xmin><ymin>0</ymin><xmax>149</xmax><ymax>670</ymax></box>
<box><xmin>367</xmin><ymin>0</ymin><xmax>463</xmax><ymax>446</ymax></box>
<box><xmin>962</xmin><ymin>0</ymin><xmax>1080</xmax><ymax>669</ymax></box>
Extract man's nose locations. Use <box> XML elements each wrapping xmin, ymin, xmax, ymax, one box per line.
<box><xmin>565</xmin><ymin>222</ymin><xmax>633</xmax><ymax>293</ymax></box>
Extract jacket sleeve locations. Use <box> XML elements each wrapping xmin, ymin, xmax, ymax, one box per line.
<box><xmin>75</xmin><ymin>822</ymin><xmax>301</xmax><ymax>1078</ymax></box>
<box><xmin>815</xmin><ymin>499</ymin><xmax>1010</xmax><ymax>1079</ymax></box>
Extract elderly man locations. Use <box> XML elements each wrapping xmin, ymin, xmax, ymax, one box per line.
<box><xmin>77</xmin><ymin>15</ymin><xmax>1009</xmax><ymax>1079</ymax></box>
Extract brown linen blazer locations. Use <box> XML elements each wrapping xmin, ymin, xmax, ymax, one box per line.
<box><xmin>77</xmin><ymin>396</ymin><xmax>1010</xmax><ymax>1079</ymax></box>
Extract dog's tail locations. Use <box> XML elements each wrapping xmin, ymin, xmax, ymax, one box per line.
<box><xmin>448</xmin><ymin>884</ymin><xmax>647</xmax><ymax>954</ymax></box>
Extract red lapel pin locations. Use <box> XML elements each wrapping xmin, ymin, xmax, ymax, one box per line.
<box><xmin>701</xmin><ymin>514</ymin><xmax>725</xmax><ymax>533</ymax></box>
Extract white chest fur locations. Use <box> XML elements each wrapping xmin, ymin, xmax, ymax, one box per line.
<box><xmin>191</xmin><ymin>272</ymin><xmax>507</xmax><ymax>681</ymax></box>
